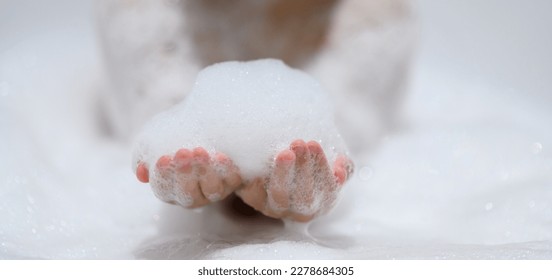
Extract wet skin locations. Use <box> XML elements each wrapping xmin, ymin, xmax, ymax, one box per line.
<box><xmin>136</xmin><ymin>140</ymin><xmax>353</xmax><ymax>222</ymax></box>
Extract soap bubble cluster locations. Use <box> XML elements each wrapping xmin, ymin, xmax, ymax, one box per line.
<box><xmin>133</xmin><ymin>59</ymin><xmax>348</xmax><ymax>180</ymax></box>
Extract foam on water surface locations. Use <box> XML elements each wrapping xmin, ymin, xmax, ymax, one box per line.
<box><xmin>132</xmin><ymin>59</ymin><xmax>348</xmax><ymax>179</ymax></box>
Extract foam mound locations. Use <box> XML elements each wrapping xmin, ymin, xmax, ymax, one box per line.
<box><xmin>132</xmin><ymin>59</ymin><xmax>348</xmax><ymax>179</ymax></box>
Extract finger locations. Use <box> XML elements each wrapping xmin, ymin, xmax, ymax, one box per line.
<box><xmin>198</xmin><ymin>162</ymin><xmax>225</xmax><ymax>202</ymax></box>
<box><xmin>155</xmin><ymin>155</ymin><xmax>173</xmax><ymax>176</ymax></box>
<box><xmin>183</xmin><ymin>147</ymin><xmax>222</xmax><ymax>205</ymax></box>
<box><xmin>266</xmin><ymin>150</ymin><xmax>295</xmax><ymax>212</ymax></box>
<box><xmin>307</xmin><ymin>141</ymin><xmax>331</xmax><ymax>176</ymax></box>
<box><xmin>151</xmin><ymin>155</ymin><xmax>177</xmax><ymax>202</ymax></box>
<box><xmin>290</xmin><ymin>139</ymin><xmax>308</xmax><ymax>165</ymax></box>
<box><xmin>333</xmin><ymin>155</ymin><xmax>352</xmax><ymax>186</ymax></box>
<box><xmin>174</xmin><ymin>148</ymin><xmax>193</xmax><ymax>173</ymax></box>
<box><xmin>136</xmin><ymin>162</ymin><xmax>149</xmax><ymax>183</ymax></box>
<box><xmin>291</xmin><ymin>140</ymin><xmax>315</xmax><ymax>215</ymax></box>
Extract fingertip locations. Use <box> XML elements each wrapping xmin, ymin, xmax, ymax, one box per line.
<box><xmin>290</xmin><ymin>139</ymin><xmax>307</xmax><ymax>158</ymax></box>
<box><xmin>193</xmin><ymin>147</ymin><xmax>210</xmax><ymax>162</ymax></box>
<box><xmin>335</xmin><ymin>155</ymin><xmax>354</xmax><ymax>178</ymax></box>
<box><xmin>156</xmin><ymin>155</ymin><xmax>172</xmax><ymax>170</ymax></box>
<box><xmin>306</xmin><ymin>140</ymin><xmax>323</xmax><ymax>154</ymax></box>
<box><xmin>174</xmin><ymin>149</ymin><xmax>193</xmax><ymax>172</ymax></box>
<box><xmin>291</xmin><ymin>139</ymin><xmax>306</xmax><ymax>147</ymax></box>
<box><xmin>136</xmin><ymin>162</ymin><xmax>149</xmax><ymax>183</ymax></box>
<box><xmin>276</xmin><ymin>150</ymin><xmax>296</xmax><ymax>163</ymax></box>
<box><xmin>334</xmin><ymin>167</ymin><xmax>346</xmax><ymax>185</ymax></box>
<box><xmin>175</xmin><ymin>148</ymin><xmax>192</xmax><ymax>161</ymax></box>
<box><xmin>215</xmin><ymin>152</ymin><xmax>230</xmax><ymax>164</ymax></box>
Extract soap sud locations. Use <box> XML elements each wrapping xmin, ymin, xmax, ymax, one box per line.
<box><xmin>132</xmin><ymin>59</ymin><xmax>348</xmax><ymax>180</ymax></box>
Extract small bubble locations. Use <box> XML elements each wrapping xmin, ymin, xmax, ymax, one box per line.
<box><xmin>152</xmin><ymin>214</ymin><xmax>160</xmax><ymax>221</ymax></box>
<box><xmin>274</xmin><ymin>249</ymin><xmax>278</xmax><ymax>253</ymax></box>
<box><xmin>358</xmin><ymin>166</ymin><xmax>373</xmax><ymax>181</ymax></box>
<box><xmin>532</xmin><ymin>142</ymin><xmax>543</xmax><ymax>154</ymax></box>
<box><xmin>31</xmin><ymin>228</ymin><xmax>37</xmax><ymax>234</ymax></box>
<box><xmin>528</xmin><ymin>201</ymin><xmax>536</xmax><ymax>208</ymax></box>
<box><xmin>485</xmin><ymin>202</ymin><xmax>494</xmax><ymax>211</ymax></box>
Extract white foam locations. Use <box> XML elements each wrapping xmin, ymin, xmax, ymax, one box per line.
<box><xmin>132</xmin><ymin>59</ymin><xmax>348</xmax><ymax>179</ymax></box>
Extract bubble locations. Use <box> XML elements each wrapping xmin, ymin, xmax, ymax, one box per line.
<box><xmin>531</xmin><ymin>142</ymin><xmax>543</xmax><ymax>154</ymax></box>
<box><xmin>528</xmin><ymin>201</ymin><xmax>536</xmax><ymax>208</ymax></box>
<box><xmin>485</xmin><ymin>202</ymin><xmax>494</xmax><ymax>211</ymax></box>
<box><xmin>358</xmin><ymin>166</ymin><xmax>373</xmax><ymax>181</ymax></box>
